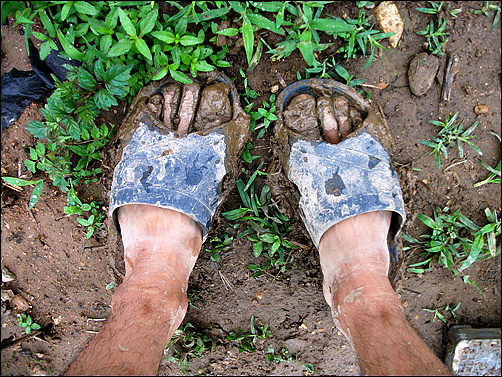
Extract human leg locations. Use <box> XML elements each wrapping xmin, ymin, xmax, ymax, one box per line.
<box><xmin>66</xmin><ymin>205</ymin><xmax>202</xmax><ymax>375</ymax></box>
<box><xmin>319</xmin><ymin>211</ymin><xmax>451</xmax><ymax>375</ymax></box>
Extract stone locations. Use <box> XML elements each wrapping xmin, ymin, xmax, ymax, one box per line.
<box><xmin>408</xmin><ymin>52</ymin><xmax>439</xmax><ymax>96</ymax></box>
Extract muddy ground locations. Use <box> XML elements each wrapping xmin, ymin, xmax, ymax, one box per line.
<box><xmin>1</xmin><ymin>2</ymin><xmax>500</xmax><ymax>375</ymax></box>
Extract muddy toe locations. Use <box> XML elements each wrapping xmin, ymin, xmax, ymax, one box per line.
<box><xmin>109</xmin><ymin>72</ymin><xmax>250</xmax><ymax>238</ymax></box>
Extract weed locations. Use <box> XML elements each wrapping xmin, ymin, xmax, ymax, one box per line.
<box><xmin>165</xmin><ymin>322</ymin><xmax>214</xmax><ymax>375</ymax></box>
<box><xmin>423</xmin><ymin>302</ymin><xmax>461</xmax><ymax>323</ymax></box>
<box><xmin>306</xmin><ymin>57</ymin><xmax>367</xmax><ymax>87</ymax></box>
<box><xmin>205</xmin><ymin>233</ymin><xmax>234</xmax><ymax>263</ymax></box>
<box><xmin>420</xmin><ymin>112</ymin><xmax>482</xmax><ymax>169</ymax></box>
<box><xmin>222</xmin><ymin>165</ymin><xmax>296</xmax><ymax>279</ymax></box>
<box><xmin>417</xmin><ymin>1</ymin><xmax>445</xmax><ymax>16</ymax></box>
<box><xmin>17</xmin><ymin>313</ymin><xmax>41</xmax><ymax>334</ymax></box>
<box><xmin>470</xmin><ymin>1</ymin><xmax>501</xmax><ymax>31</ymax></box>
<box><xmin>474</xmin><ymin>132</ymin><xmax>501</xmax><ymax>187</ymax></box>
<box><xmin>267</xmin><ymin>346</ymin><xmax>293</xmax><ymax>363</ymax></box>
<box><xmin>1</xmin><ymin>177</ymin><xmax>44</xmax><ymax>210</ymax></box>
<box><xmin>404</xmin><ymin>206</ymin><xmax>501</xmax><ymax>290</ymax></box>
<box><xmin>226</xmin><ymin>315</ymin><xmax>271</xmax><ymax>353</ymax></box>
<box><xmin>253</xmin><ymin>94</ymin><xmax>277</xmax><ymax>139</ymax></box>
<box><xmin>187</xmin><ymin>289</ymin><xmax>202</xmax><ymax>310</ymax></box>
<box><xmin>417</xmin><ymin>17</ymin><xmax>449</xmax><ymax>56</ymax></box>
<box><xmin>334</xmin><ymin>7</ymin><xmax>394</xmax><ymax>68</ymax></box>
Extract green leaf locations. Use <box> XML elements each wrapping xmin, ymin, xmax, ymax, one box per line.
<box><xmin>28</xmin><ymin>181</ymin><xmax>44</xmax><ymax>210</ymax></box>
<box><xmin>57</xmin><ymin>29</ymin><xmax>84</xmax><ymax>61</ymax></box>
<box><xmin>151</xmin><ymin>30</ymin><xmax>175</xmax><ymax>43</ymax></box>
<box><xmin>135</xmin><ymin>38</ymin><xmax>152</xmax><ymax>61</ymax></box>
<box><xmin>77</xmin><ymin>217</ymin><xmax>90</xmax><ymax>226</ymax></box>
<box><xmin>24</xmin><ymin>160</ymin><xmax>37</xmax><ymax>174</ymax></box>
<box><xmin>179</xmin><ymin>35</ymin><xmax>203</xmax><ymax>46</ymax></box>
<box><xmin>216</xmin><ymin>27</ymin><xmax>239</xmax><ymax>37</ymax></box>
<box><xmin>298</xmin><ymin>28</ymin><xmax>315</xmax><ymax>66</ymax></box>
<box><xmin>39</xmin><ymin>10</ymin><xmax>56</xmax><ymax>38</ymax></box>
<box><xmin>35</xmin><ymin>141</ymin><xmax>45</xmax><ymax>156</ymax></box>
<box><xmin>74</xmin><ymin>1</ymin><xmax>99</xmax><ymax>15</ymax></box>
<box><xmin>222</xmin><ymin>208</ymin><xmax>249</xmax><ymax>220</ymax></box>
<box><xmin>78</xmin><ymin>67</ymin><xmax>97</xmax><ymax>91</ymax></box>
<box><xmin>152</xmin><ymin>66</ymin><xmax>169</xmax><ymax>80</ymax></box>
<box><xmin>61</xmin><ymin>2</ymin><xmax>74</xmax><ymax>21</ymax></box>
<box><xmin>312</xmin><ymin>17</ymin><xmax>354</xmax><ymax>33</ymax></box>
<box><xmin>108</xmin><ymin>38</ymin><xmax>134</xmax><ymax>57</ymax></box>
<box><xmin>242</xmin><ymin>16</ymin><xmax>254</xmax><ymax>65</ymax></box>
<box><xmin>94</xmin><ymin>88</ymin><xmax>118</xmax><ymax>110</ymax></box>
<box><xmin>86</xmin><ymin>226</ymin><xmax>95</xmax><ymax>239</ymax></box>
<box><xmin>459</xmin><ymin>234</ymin><xmax>484</xmax><ymax>271</ymax></box>
<box><xmin>139</xmin><ymin>8</ymin><xmax>158</xmax><ymax>37</ymax></box>
<box><xmin>31</xmin><ymin>323</ymin><xmax>41</xmax><ymax>330</ymax></box>
<box><xmin>169</xmin><ymin>69</ymin><xmax>192</xmax><ymax>84</ymax></box>
<box><xmin>194</xmin><ymin>60</ymin><xmax>214</xmax><ymax>72</ymax></box>
<box><xmin>418</xmin><ymin>213</ymin><xmax>436</xmax><ymax>229</ymax></box>
<box><xmin>247</xmin><ymin>13</ymin><xmax>284</xmax><ymax>35</ymax></box>
<box><xmin>1</xmin><ymin>177</ymin><xmax>42</xmax><ymax>187</ymax></box>
<box><xmin>118</xmin><ymin>8</ymin><xmax>137</xmax><ymax>37</ymax></box>
<box><xmin>253</xmin><ymin>241</ymin><xmax>263</xmax><ymax>257</ymax></box>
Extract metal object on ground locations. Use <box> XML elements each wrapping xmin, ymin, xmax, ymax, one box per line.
<box><xmin>445</xmin><ymin>325</ymin><xmax>501</xmax><ymax>376</ymax></box>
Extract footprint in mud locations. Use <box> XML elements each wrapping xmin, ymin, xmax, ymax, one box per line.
<box><xmin>283</xmin><ymin>93</ymin><xmax>364</xmax><ymax>144</ymax></box>
<box><xmin>146</xmin><ymin>81</ymin><xmax>232</xmax><ymax>135</ymax></box>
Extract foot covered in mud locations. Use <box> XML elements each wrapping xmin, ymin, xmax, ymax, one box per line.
<box><xmin>109</xmin><ymin>72</ymin><xmax>250</xmax><ymax>238</ymax></box>
<box><xmin>274</xmin><ymin>79</ymin><xmax>406</xmax><ymax>271</ymax></box>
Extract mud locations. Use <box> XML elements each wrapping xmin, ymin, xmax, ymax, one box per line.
<box><xmin>1</xmin><ymin>2</ymin><xmax>500</xmax><ymax>376</ymax></box>
<box><xmin>194</xmin><ymin>83</ymin><xmax>232</xmax><ymax>131</ymax></box>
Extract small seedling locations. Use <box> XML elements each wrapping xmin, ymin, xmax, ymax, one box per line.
<box><xmin>474</xmin><ymin>132</ymin><xmax>501</xmax><ymax>187</ymax></box>
<box><xmin>420</xmin><ymin>112</ymin><xmax>482</xmax><ymax>169</ymax></box>
<box><xmin>226</xmin><ymin>315</ymin><xmax>271</xmax><ymax>353</ymax></box>
<box><xmin>165</xmin><ymin>322</ymin><xmax>214</xmax><ymax>374</ymax></box>
<box><xmin>417</xmin><ymin>17</ymin><xmax>449</xmax><ymax>56</ymax></box>
<box><xmin>17</xmin><ymin>313</ymin><xmax>41</xmax><ymax>334</ymax></box>
<box><xmin>470</xmin><ymin>1</ymin><xmax>501</xmax><ymax>31</ymax></box>
<box><xmin>205</xmin><ymin>233</ymin><xmax>233</xmax><ymax>262</ymax></box>
<box><xmin>404</xmin><ymin>206</ymin><xmax>500</xmax><ymax>291</ymax></box>
<box><xmin>187</xmin><ymin>289</ymin><xmax>201</xmax><ymax>309</ymax></box>
<box><xmin>417</xmin><ymin>1</ymin><xmax>445</xmax><ymax>16</ymax></box>
<box><xmin>423</xmin><ymin>302</ymin><xmax>461</xmax><ymax>323</ymax></box>
<box><xmin>267</xmin><ymin>346</ymin><xmax>293</xmax><ymax>363</ymax></box>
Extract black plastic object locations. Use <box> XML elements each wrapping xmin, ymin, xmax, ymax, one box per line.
<box><xmin>1</xmin><ymin>39</ymin><xmax>80</xmax><ymax>130</ymax></box>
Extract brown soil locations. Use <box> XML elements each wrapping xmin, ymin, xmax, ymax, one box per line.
<box><xmin>1</xmin><ymin>2</ymin><xmax>500</xmax><ymax>375</ymax></box>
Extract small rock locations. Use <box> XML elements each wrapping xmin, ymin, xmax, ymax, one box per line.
<box><xmin>374</xmin><ymin>1</ymin><xmax>404</xmax><ymax>48</ymax></box>
<box><xmin>1</xmin><ymin>289</ymin><xmax>14</xmax><ymax>302</ymax></box>
<box><xmin>11</xmin><ymin>294</ymin><xmax>30</xmax><ymax>311</ymax></box>
<box><xmin>2</xmin><ymin>266</ymin><xmax>16</xmax><ymax>282</ymax></box>
<box><xmin>255</xmin><ymin>291</ymin><xmax>263</xmax><ymax>300</ymax></box>
<box><xmin>474</xmin><ymin>105</ymin><xmax>489</xmax><ymax>114</ymax></box>
<box><xmin>271</xmin><ymin>84</ymin><xmax>280</xmax><ymax>93</ymax></box>
<box><xmin>299</xmin><ymin>323</ymin><xmax>308</xmax><ymax>330</ymax></box>
<box><xmin>408</xmin><ymin>52</ymin><xmax>439</xmax><ymax>96</ymax></box>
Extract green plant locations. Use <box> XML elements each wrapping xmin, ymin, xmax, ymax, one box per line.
<box><xmin>165</xmin><ymin>322</ymin><xmax>214</xmax><ymax>374</ymax></box>
<box><xmin>420</xmin><ymin>112</ymin><xmax>482</xmax><ymax>169</ymax></box>
<box><xmin>187</xmin><ymin>289</ymin><xmax>202</xmax><ymax>309</ymax></box>
<box><xmin>64</xmin><ymin>190</ymin><xmax>106</xmax><ymax>239</ymax></box>
<box><xmin>205</xmin><ymin>233</ymin><xmax>234</xmax><ymax>262</ymax></box>
<box><xmin>226</xmin><ymin>315</ymin><xmax>271</xmax><ymax>353</ymax></box>
<box><xmin>423</xmin><ymin>302</ymin><xmax>461</xmax><ymax>323</ymax></box>
<box><xmin>222</xmin><ymin>165</ymin><xmax>296</xmax><ymax>279</ymax></box>
<box><xmin>17</xmin><ymin>313</ymin><xmax>41</xmax><ymax>334</ymax></box>
<box><xmin>470</xmin><ymin>1</ymin><xmax>501</xmax><ymax>31</ymax></box>
<box><xmin>417</xmin><ymin>1</ymin><xmax>445</xmax><ymax>16</ymax></box>
<box><xmin>334</xmin><ymin>7</ymin><xmax>395</xmax><ymax>68</ymax></box>
<box><xmin>306</xmin><ymin>57</ymin><xmax>367</xmax><ymax>87</ymax></box>
<box><xmin>404</xmin><ymin>206</ymin><xmax>501</xmax><ymax>290</ymax></box>
<box><xmin>474</xmin><ymin>132</ymin><xmax>501</xmax><ymax>187</ymax></box>
<box><xmin>267</xmin><ymin>346</ymin><xmax>293</xmax><ymax>363</ymax></box>
<box><xmin>1</xmin><ymin>177</ymin><xmax>44</xmax><ymax>210</ymax></box>
<box><xmin>417</xmin><ymin>17</ymin><xmax>449</xmax><ymax>56</ymax></box>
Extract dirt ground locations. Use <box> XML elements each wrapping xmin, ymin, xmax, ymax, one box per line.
<box><xmin>1</xmin><ymin>2</ymin><xmax>500</xmax><ymax>375</ymax></box>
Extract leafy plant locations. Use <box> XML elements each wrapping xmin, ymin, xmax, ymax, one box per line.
<box><xmin>165</xmin><ymin>322</ymin><xmax>214</xmax><ymax>374</ymax></box>
<box><xmin>222</xmin><ymin>164</ymin><xmax>296</xmax><ymax>279</ymax></box>
<box><xmin>205</xmin><ymin>233</ymin><xmax>234</xmax><ymax>262</ymax></box>
<box><xmin>306</xmin><ymin>57</ymin><xmax>367</xmax><ymax>87</ymax></box>
<box><xmin>417</xmin><ymin>17</ymin><xmax>449</xmax><ymax>56</ymax></box>
<box><xmin>420</xmin><ymin>112</ymin><xmax>482</xmax><ymax>169</ymax></box>
<box><xmin>333</xmin><ymin>7</ymin><xmax>394</xmax><ymax>68</ymax></box>
<box><xmin>423</xmin><ymin>302</ymin><xmax>461</xmax><ymax>323</ymax></box>
<box><xmin>474</xmin><ymin>132</ymin><xmax>501</xmax><ymax>187</ymax></box>
<box><xmin>17</xmin><ymin>313</ymin><xmax>41</xmax><ymax>334</ymax></box>
<box><xmin>404</xmin><ymin>206</ymin><xmax>501</xmax><ymax>290</ymax></box>
<box><xmin>226</xmin><ymin>315</ymin><xmax>271</xmax><ymax>353</ymax></box>
<box><xmin>417</xmin><ymin>1</ymin><xmax>445</xmax><ymax>16</ymax></box>
<box><xmin>1</xmin><ymin>177</ymin><xmax>44</xmax><ymax>210</ymax></box>
<box><xmin>267</xmin><ymin>346</ymin><xmax>293</xmax><ymax>363</ymax></box>
<box><xmin>470</xmin><ymin>1</ymin><xmax>501</xmax><ymax>31</ymax></box>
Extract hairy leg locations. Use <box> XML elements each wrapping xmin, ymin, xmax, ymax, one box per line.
<box><xmin>319</xmin><ymin>211</ymin><xmax>451</xmax><ymax>375</ymax></box>
<box><xmin>66</xmin><ymin>205</ymin><xmax>202</xmax><ymax>375</ymax></box>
